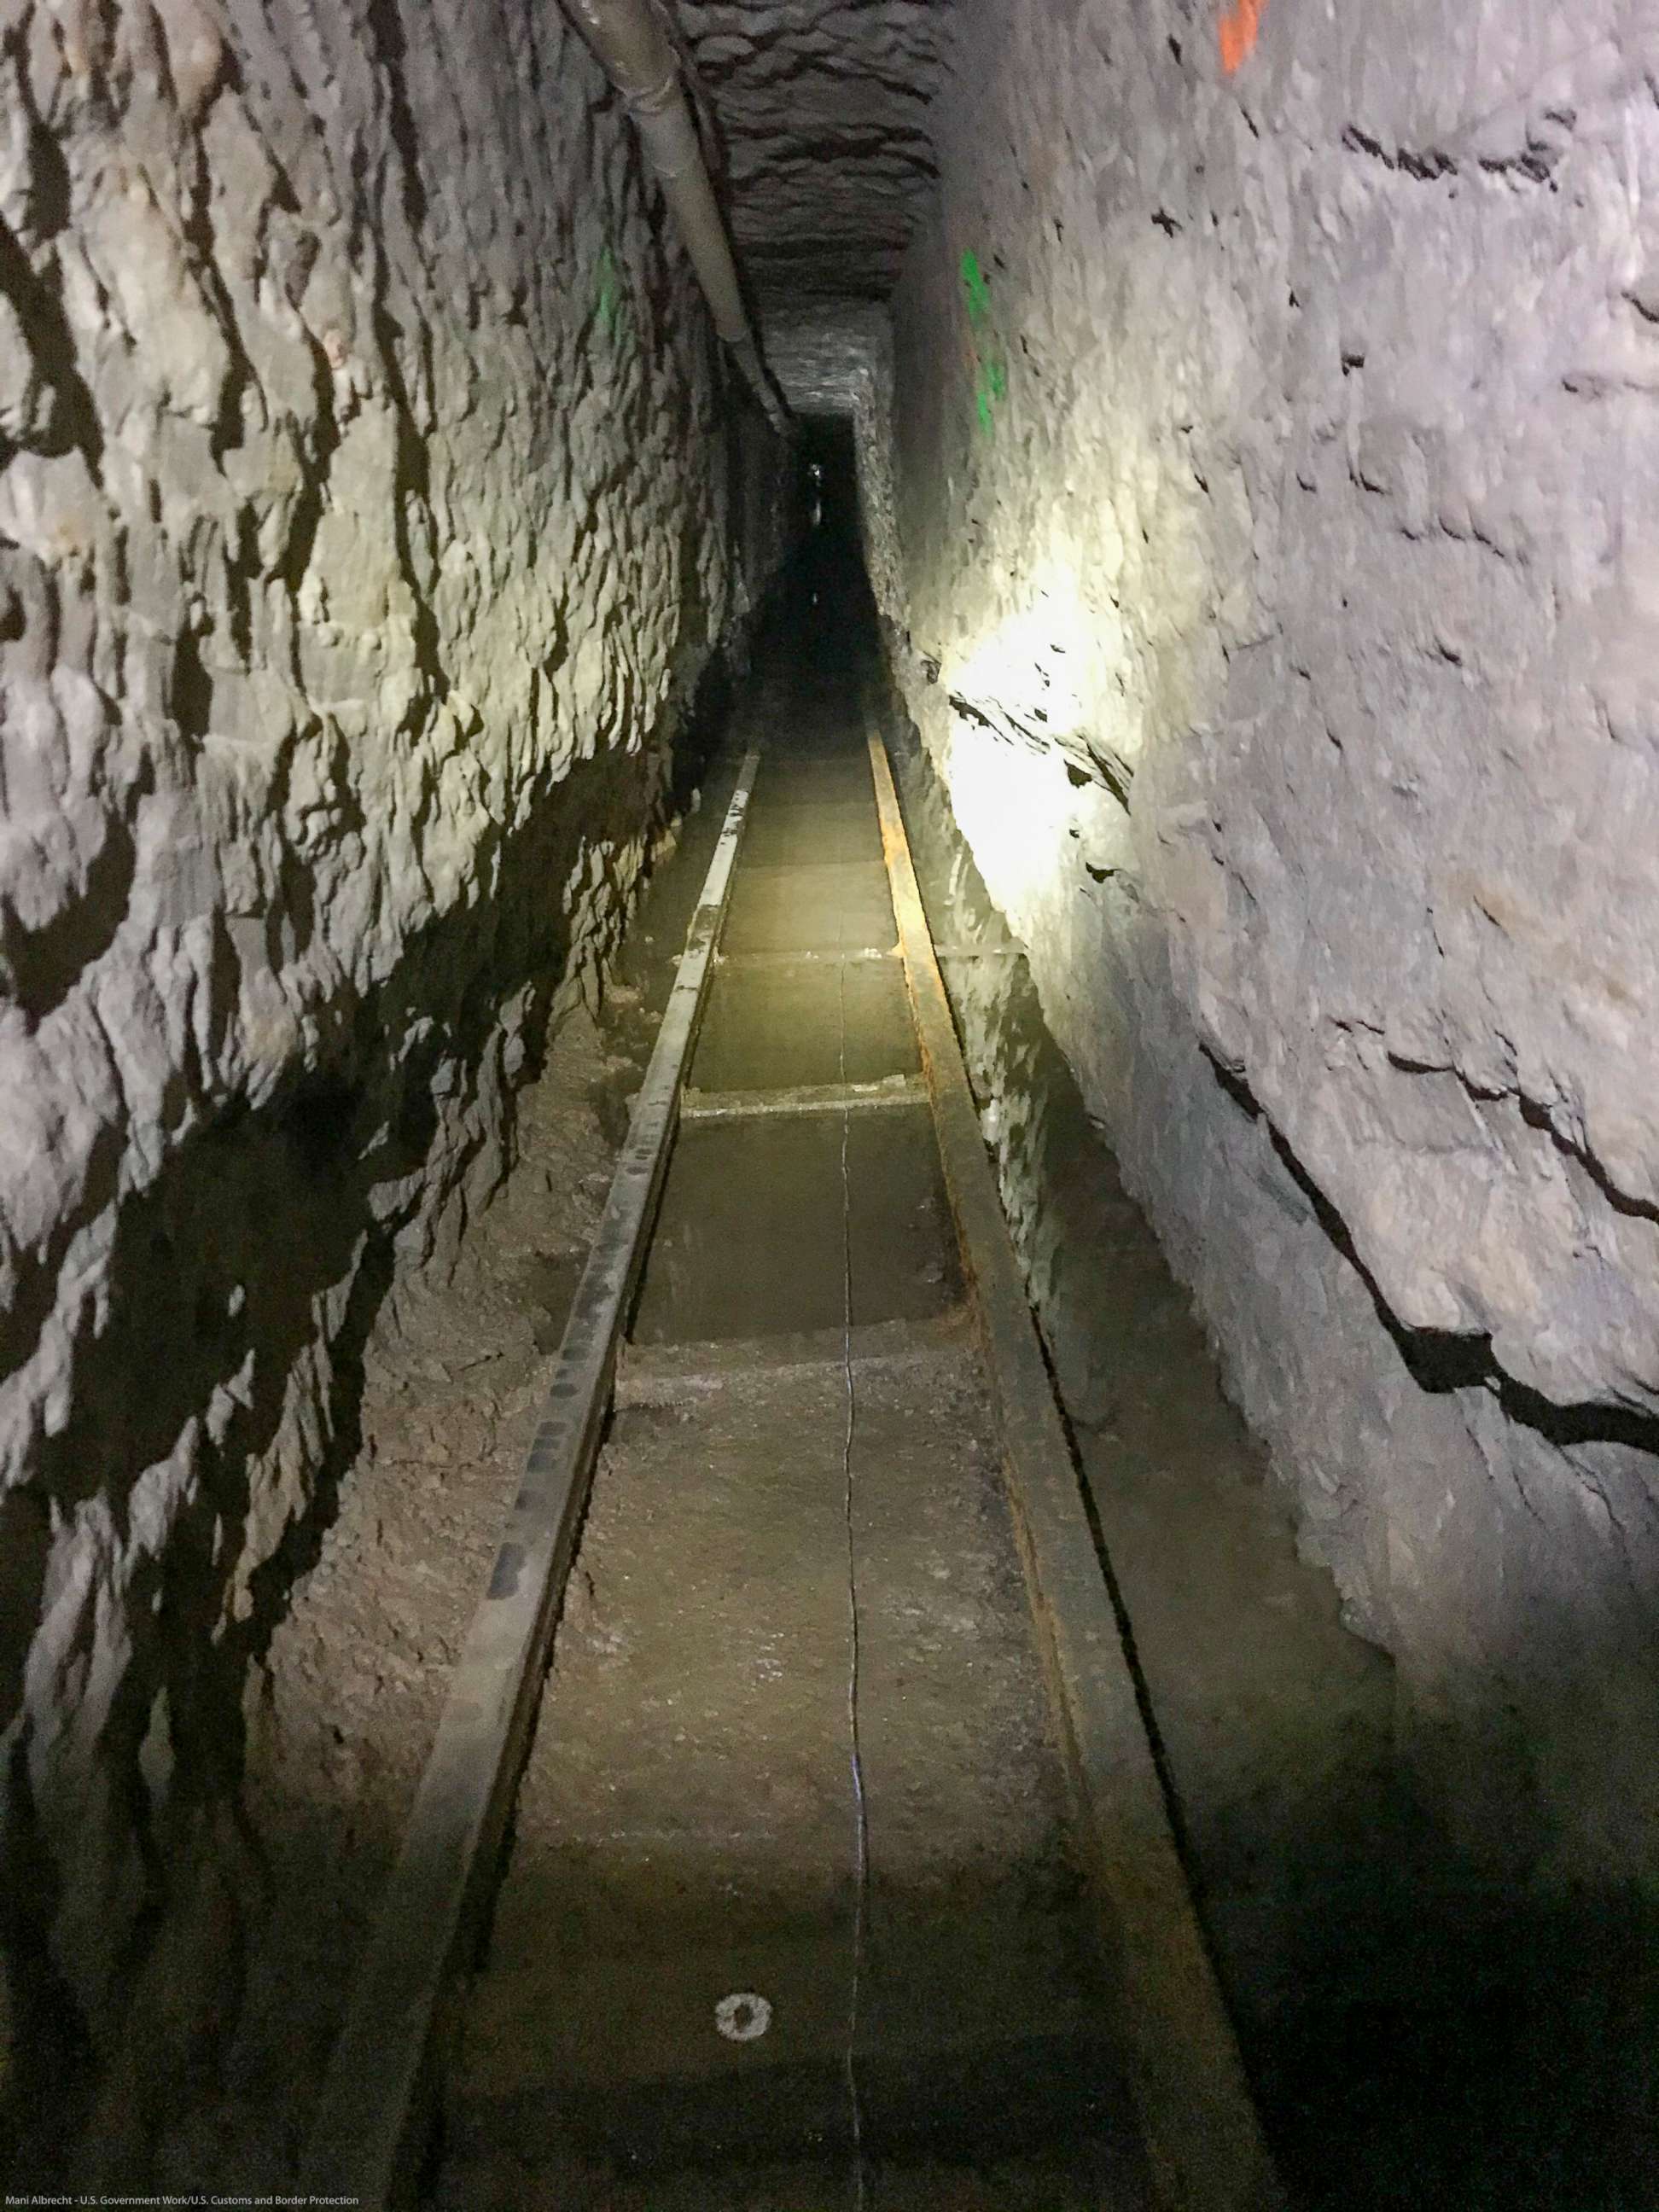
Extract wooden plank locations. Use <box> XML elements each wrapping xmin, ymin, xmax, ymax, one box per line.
<box><xmin>302</xmin><ymin>750</ymin><xmax>762</xmax><ymax>2209</ymax></box>
<box><xmin>679</xmin><ymin>1073</ymin><xmax>926</xmax><ymax>1121</ymax></box>
<box><xmin>865</xmin><ymin>731</ymin><xmax>1284</xmax><ymax>2212</ymax></box>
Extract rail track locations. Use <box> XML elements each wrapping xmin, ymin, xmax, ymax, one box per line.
<box><xmin>303</xmin><ymin>609</ymin><xmax>1281</xmax><ymax>2210</ymax></box>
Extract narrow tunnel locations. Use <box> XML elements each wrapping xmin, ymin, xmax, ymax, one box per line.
<box><xmin>3</xmin><ymin>3</ymin><xmax>1657</xmax><ymax>2206</ymax></box>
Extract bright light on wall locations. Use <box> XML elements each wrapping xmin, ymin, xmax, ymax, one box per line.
<box><xmin>949</xmin><ymin>563</ymin><xmax>1101</xmax><ymax>747</ymax></box>
<box><xmin>941</xmin><ymin>713</ymin><xmax>1080</xmax><ymax>923</ymax></box>
<box><xmin>938</xmin><ymin>562</ymin><xmax>1133</xmax><ymax>929</ymax></box>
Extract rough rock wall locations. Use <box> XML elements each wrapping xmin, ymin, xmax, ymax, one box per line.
<box><xmin>680</xmin><ymin>1</ymin><xmax>951</xmax><ymax>303</ymax></box>
<box><xmin>874</xmin><ymin>0</ymin><xmax>1659</xmax><ymax>1887</ymax></box>
<box><xmin>0</xmin><ymin>0</ymin><xmax>780</xmax><ymax>2170</ymax></box>
<box><xmin>764</xmin><ymin>306</ymin><xmax>905</xmax><ymax>639</ymax></box>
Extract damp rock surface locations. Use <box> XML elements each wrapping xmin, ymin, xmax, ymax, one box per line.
<box><xmin>0</xmin><ymin>0</ymin><xmax>782</xmax><ymax>2177</ymax></box>
<box><xmin>867</xmin><ymin>0</ymin><xmax>1659</xmax><ymax>1886</ymax></box>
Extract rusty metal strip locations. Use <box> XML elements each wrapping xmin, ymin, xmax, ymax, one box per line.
<box><xmin>303</xmin><ymin>749</ymin><xmax>762</xmax><ymax>2209</ymax></box>
<box><xmin>864</xmin><ymin>731</ymin><xmax>1283</xmax><ymax>2212</ymax></box>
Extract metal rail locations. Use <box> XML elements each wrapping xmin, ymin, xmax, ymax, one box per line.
<box><xmin>303</xmin><ymin>750</ymin><xmax>761</xmax><ymax>2209</ymax></box>
<box><xmin>865</xmin><ymin>731</ymin><xmax>1284</xmax><ymax>2212</ymax></box>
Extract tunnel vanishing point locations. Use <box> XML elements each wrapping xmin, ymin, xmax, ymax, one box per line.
<box><xmin>2</xmin><ymin>0</ymin><xmax>1657</xmax><ymax>2205</ymax></box>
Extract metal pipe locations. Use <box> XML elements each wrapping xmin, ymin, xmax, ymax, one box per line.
<box><xmin>563</xmin><ymin>0</ymin><xmax>789</xmax><ymax>434</ymax></box>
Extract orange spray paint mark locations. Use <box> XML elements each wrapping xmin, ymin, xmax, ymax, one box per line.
<box><xmin>1218</xmin><ymin>0</ymin><xmax>1265</xmax><ymax>74</ymax></box>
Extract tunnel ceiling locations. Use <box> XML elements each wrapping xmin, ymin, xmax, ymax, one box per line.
<box><xmin>677</xmin><ymin>1</ymin><xmax>952</xmax><ymax>306</ymax></box>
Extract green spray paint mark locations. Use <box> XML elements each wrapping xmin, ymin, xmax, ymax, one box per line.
<box><xmin>960</xmin><ymin>249</ymin><xmax>1007</xmax><ymax>435</ymax></box>
<box><xmin>597</xmin><ymin>245</ymin><xmax>620</xmax><ymax>335</ymax></box>
<box><xmin>961</xmin><ymin>247</ymin><xmax>992</xmax><ymax>325</ymax></box>
<box><xmin>974</xmin><ymin>352</ymin><xmax>1008</xmax><ymax>433</ymax></box>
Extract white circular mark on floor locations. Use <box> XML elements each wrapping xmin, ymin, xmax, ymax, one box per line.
<box><xmin>714</xmin><ymin>1991</ymin><xmax>772</xmax><ymax>2042</ymax></box>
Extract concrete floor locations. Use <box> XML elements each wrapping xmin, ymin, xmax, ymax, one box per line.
<box><xmin>435</xmin><ymin>617</ymin><xmax>1142</xmax><ymax>2208</ymax></box>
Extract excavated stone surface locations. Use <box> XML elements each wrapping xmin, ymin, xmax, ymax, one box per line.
<box><xmin>871</xmin><ymin>0</ymin><xmax>1659</xmax><ymax>1886</ymax></box>
<box><xmin>679</xmin><ymin>1</ymin><xmax>951</xmax><ymax>303</ymax></box>
<box><xmin>0</xmin><ymin>0</ymin><xmax>780</xmax><ymax>2175</ymax></box>
<box><xmin>765</xmin><ymin>301</ymin><xmax>888</xmax><ymax>411</ymax></box>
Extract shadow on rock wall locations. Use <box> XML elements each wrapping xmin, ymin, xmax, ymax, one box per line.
<box><xmin>0</xmin><ymin>642</ymin><xmax>747</xmax><ymax>2189</ymax></box>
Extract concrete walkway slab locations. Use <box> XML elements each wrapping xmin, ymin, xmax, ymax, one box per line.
<box><xmin>721</xmin><ymin>859</ymin><xmax>895</xmax><ymax>956</ymax></box>
<box><xmin>450</xmin><ymin>1365</ymin><xmax>1126</xmax><ymax>2195</ymax></box>
<box><xmin>742</xmin><ymin>799</ymin><xmax>886</xmax><ymax>868</ymax></box>
<box><xmin>631</xmin><ymin>1109</ymin><xmax>959</xmax><ymax>1344</ymax></box>
<box><xmin>691</xmin><ymin>959</ymin><xmax>917</xmax><ymax>1091</ymax></box>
